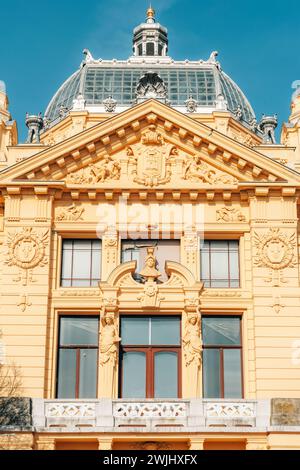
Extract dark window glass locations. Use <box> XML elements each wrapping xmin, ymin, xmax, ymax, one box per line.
<box><xmin>61</xmin><ymin>239</ymin><xmax>102</xmax><ymax>287</ymax></box>
<box><xmin>146</xmin><ymin>43</ymin><xmax>155</xmax><ymax>55</ymax></box>
<box><xmin>200</xmin><ymin>240</ymin><xmax>239</xmax><ymax>288</ymax></box>
<box><xmin>202</xmin><ymin>317</ymin><xmax>242</xmax><ymax>398</ymax></box>
<box><xmin>120</xmin><ymin>316</ymin><xmax>181</xmax><ymax>398</ymax></box>
<box><xmin>121</xmin><ymin>240</ymin><xmax>180</xmax><ymax>282</ymax></box>
<box><xmin>57</xmin><ymin>317</ymin><xmax>99</xmax><ymax>398</ymax></box>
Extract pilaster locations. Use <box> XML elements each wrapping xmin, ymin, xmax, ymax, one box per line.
<box><xmin>0</xmin><ymin>188</ymin><xmax>54</xmax><ymax>397</ymax></box>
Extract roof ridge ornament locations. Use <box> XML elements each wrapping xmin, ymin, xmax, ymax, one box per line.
<box><xmin>82</xmin><ymin>49</ymin><xmax>102</xmax><ymax>66</ymax></box>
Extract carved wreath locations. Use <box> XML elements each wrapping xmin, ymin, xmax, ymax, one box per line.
<box><xmin>6</xmin><ymin>227</ymin><xmax>49</xmax><ymax>270</ymax></box>
<box><xmin>254</xmin><ymin>228</ymin><xmax>296</xmax><ymax>271</ymax></box>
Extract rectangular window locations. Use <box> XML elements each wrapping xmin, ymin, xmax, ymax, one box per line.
<box><xmin>202</xmin><ymin>316</ymin><xmax>242</xmax><ymax>398</ymax></box>
<box><xmin>61</xmin><ymin>239</ymin><xmax>102</xmax><ymax>287</ymax></box>
<box><xmin>121</xmin><ymin>240</ymin><xmax>180</xmax><ymax>282</ymax></box>
<box><xmin>57</xmin><ymin>317</ymin><xmax>99</xmax><ymax>398</ymax></box>
<box><xmin>120</xmin><ymin>316</ymin><xmax>181</xmax><ymax>399</ymax></box>
<box><xmin>200</xmin><ymin>240</ymin><xmax>239</xmax><ymax>288</ymax></box>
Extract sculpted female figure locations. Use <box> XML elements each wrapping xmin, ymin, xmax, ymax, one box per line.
<box><xmin>182</xmin><ymin>312</ymin><xmax>202</xmax><ymax>397</ymax></box>
<box><xmin>99</xmin><ymin>313</ymin><xmax>121</xmax><ymax>397</ymax></box>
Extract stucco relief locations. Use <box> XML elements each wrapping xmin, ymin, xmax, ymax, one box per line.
<box><xmin>183</xmin><ymin>312</ymin><xmax>202</xmax><ymax>367</ymax></box>
<box><xmin>67</xmin><ymin>155</ymin><xmax>120</xmax><ymax>184</ymax></box>
<box><xmin>17</xmin><ymin>295</ymin><xmax>32</xmax><ymax>313</ymax></box>
<box><xmin>55</xmin><ymin>203</ymin><xmax>85</xmax><ymax>222</ymax></box>
<box><xmin>183</xmin><ymin>155</ymin><xmax>238</xmax><ymax>185</ymax></box>
<box><xmin>216</xmin><ymin>207</ymin><xmax>246</xmax><ymax>222</ymax></box>
<box><xmin>132</xmin><ymin>442</ymin><xmax>173</xmax><ymax>450</ymax></box>
<box><xmin>99</xmin><ymin>312</ymin><xmax>121</xmax><ymax>397</ymax></box>
<box><xmin>254</xmin><ymin>228</ymin><xmax>296</xmax><ymax>286</ymax></box>
<box><xmin>5</xmin><ymin>227</ymin><xmax>49</xmax><ymax>285</ymax></box>
<box><xmin>129</xmin><ymin>125</ymin><xmax>173</xmax><ymax>186</ymax></box>
<box><xmin>183</xmin><ymin>311</ymin><xmax>202</xmax><ymax>398</ymax></box>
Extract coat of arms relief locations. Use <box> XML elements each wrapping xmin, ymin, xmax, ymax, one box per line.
<box><xmin>62</xmin><ymin>124</ymin><xmax>238</xmax><ymax>187</ymax></box>
<box><xmin>127</xmin><ymin>125</ymin><xmax>174</xmax><ymax>187</ymax></box>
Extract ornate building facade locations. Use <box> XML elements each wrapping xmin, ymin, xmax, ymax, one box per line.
<box><xmin>1</xmin><ymin>7</ymin><xmax>300</xmax><ymax>450</ymax></box>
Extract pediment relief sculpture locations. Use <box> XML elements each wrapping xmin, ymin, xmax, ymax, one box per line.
<box><xmin>128</xmin><ymin>125</ymin><xmax>174</xmax><ymax>187</ymax></box>
<box><xmin>67</xmin><ymin>155</ymin><xmax>121</xmax><ymax>184</ymax></box>
<box><xmin>183</xmin><ymin>154</ymin><xmax>238</xmax><ymax>185</ymax></box>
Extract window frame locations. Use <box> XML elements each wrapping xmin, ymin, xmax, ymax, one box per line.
<box><xmin>56</xmin><ymin>316</ymin><xmax>99</xmax><ymax>399</ymax></box>
<box><xmin>119</xmin><ymin>315</ymin><xmax>182</xmax><ymax>399</ymax></box>
<box><xmin>202</xmin><ymin>315</ymin><xmax>244</xmax><ymax>399</ymax></box>
<box><xmin>200</xmin><ymin>239</ymin><xmax>240</xmax><ymax>288</ymax></box>
<box><xmin>60</xmin><ymin>238</ymin><xmax>102</xmax><ymax>288</ymax></box>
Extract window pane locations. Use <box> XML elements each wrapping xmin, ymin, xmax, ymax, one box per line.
<box><xmin>57</xmin><ymin>349</ymin><xmax>76</xmax><ymax>398</ymax></box>
<box><xmin>151</xmin><ymin>317</ymin><xmax>180</xmax><ymax>345</ymax></box>
<box><xmin>73</xmin><ymin>240</ymin><xmax>92</xmax><ymax>250</ymax></box>
<box><xmin>229</xmin><ymin>251</ymin><xmax>239</xmax><ymax>286</ymax></box>
<box><xmin>91</xmin><ymin>250</ymin><xmax>101</xmax><ymax>280</ymax></box>
<box><xmin>203</xmin><ymin>349</ymin><xmax>220</xmax><ymax>398</ymax></box>
<box><xmin>202</xmin><ymin>317</ymin><xmax>241</xmax><ymax>346</ymax></box>
<box><xmin>121</xmin><ymin>317</ymin><xmax>149</xmax><ymax>345</ymax></box>
<box><xmin>154</xmin><ymin>352</ymin><xmax>178</xmax><ymax>398</ymax></box>
<box><xmin>210</xmin><ymin>251</ymin><xmax>228</xmax><ymax>280</ymax></box>
<box><xmin>210</xmin><ymin>240</ymin><xmax>229</xmax><ymax>251</ymax></box>
<box><xmin>60</xmin><ymin>317</ymin><xmax>99</xmax><ymax>346</ymax></box>
<box><xmin>200</xmin><ymin>240</ymin><xmax>240</xmax><ymax>288</ymax></box>
<box><xmin>61</xmin><ymin>248</ymin><xmax>72</xmax><ymax>280</ymax></box>
<box><xmin>72</xmin><ymin>249</ymin><xmax>91</xmax><ymax>279</ymax></box>
<box><xmin>72</xmin><ymin>279</ymin><xmax>93</xmax><ymax>287</ymax></box>
<box><xmin>122</xmin><ymin>352</ymin><xmax>146</xmax><ymax>398</ymax></box>
<box><xmin>224</xmin><ymin>349</ymin><xmax>242</xmax><ymax>398</ymax></box>
<box><xmin>79</xmin><ymin>349</ymin><xmax>97</xmax><ymax>398</ymax></box>
<box><xmin>200</xmin><ymin>250</ymin><xmax>210</xmax><ymax>282</ymax></box>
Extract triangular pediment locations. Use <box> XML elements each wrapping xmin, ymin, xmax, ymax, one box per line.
<box><xmin>1</xmin><ymin>100</ymin><xmax>300</xmax><ymax>189</ymax></box>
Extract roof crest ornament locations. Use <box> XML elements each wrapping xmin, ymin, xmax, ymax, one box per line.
<box><xmin>82</xmin><ymin>49</ymin><xmax>102</xmax><ymax>66</ymax></box>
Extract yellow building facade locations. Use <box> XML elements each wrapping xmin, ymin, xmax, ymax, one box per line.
<box><xmin>1</xmin><ymin>8</ymin><xmax>300</xmax><ymax>450</ymax></box>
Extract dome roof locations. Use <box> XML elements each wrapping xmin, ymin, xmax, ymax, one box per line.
<box><xmin>45</xmin><ymin>60</ymin><xmax>256</xmax><ymax>126</ymax></box>
<box><xmin>45</xmin><ymin>8</ymin><xmax>256</xmax><ymax>131</ymax></box>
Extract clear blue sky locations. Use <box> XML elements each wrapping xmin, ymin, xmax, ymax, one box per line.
<box><xmin>1</xmin><ymin>0</ymin><xmax>299</xmax><ymax>141</ymax></box>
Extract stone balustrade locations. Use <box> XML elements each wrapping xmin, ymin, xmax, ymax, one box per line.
<box><xmin>26</xmin><ymin>398</ymin><xmax>271</xmax><ymax>431</ymax></box>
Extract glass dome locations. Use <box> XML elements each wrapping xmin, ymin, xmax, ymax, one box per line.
<box><xmin>45</xmin><ymin>8</ymin><xmax>256</xmax><ymax>130</ymax></box>
<box><xmin>45</xmin><ymin>61</ymin><xmax>256</xmax><ymax>126</ymax></box>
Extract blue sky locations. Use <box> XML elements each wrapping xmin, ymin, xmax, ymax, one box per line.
<box><xmin>1</xmin><ymin>0</ymin><xmax>299</xmax><ymax>141</ymax></box>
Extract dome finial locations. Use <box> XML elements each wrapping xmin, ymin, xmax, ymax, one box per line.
<box><xmin>146</xmin><ymin>4</ymin><xmax>155</xmax><ymax>23</ymax></box>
